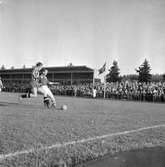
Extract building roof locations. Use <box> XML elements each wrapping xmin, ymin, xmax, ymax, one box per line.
<box><xmin>48</xmin><ymin>66</ymin><xmax>93</xmax><ymax>72</ymax></box>
<box><xmin>0</xmin><ymin>65</ymin><xmax>94</xmax><ymax>73</ymax></box>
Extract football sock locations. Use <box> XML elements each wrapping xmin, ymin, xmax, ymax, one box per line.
<box><xmin>43</xmin><ymin>96</ymin><xmax>49</xmax><ymax>101</ymax></box>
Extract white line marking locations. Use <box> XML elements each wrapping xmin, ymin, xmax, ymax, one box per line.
<box><xmin>0</xmin><ymin>123</ymin><xmax>165</xmax><ymax>161</ymax></box>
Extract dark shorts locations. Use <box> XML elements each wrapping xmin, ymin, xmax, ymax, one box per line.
<box><xmin>30</xmin><ymin>80</ymin><xmax>40</xmax><ymax>88</ymax></box>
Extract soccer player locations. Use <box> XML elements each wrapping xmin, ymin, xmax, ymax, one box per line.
<box><xmin>0</xmin><ymin>77</ymin><xmax>3</xmax><ymax>92</ymax></box>
<box><xmin>39</xmin><ymin>68</ymin><xmax>57</xmax><ymax>108</ymax></box>
<box><xmin>19</xmin><ymin>62</ymin><xmax>47</xmax><ymax>99</ymax></box>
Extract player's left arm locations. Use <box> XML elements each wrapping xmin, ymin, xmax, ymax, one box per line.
<box><xmin>48</xmin><ymin>81</ymin><xmax>60</xmax><ymax>85</ymax></box>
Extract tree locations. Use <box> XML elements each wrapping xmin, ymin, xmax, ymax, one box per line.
<box><xmin>136</xmin><ymin>59</ymin><xmax>152</xmax><ymax>83</ymax></box>
<box><xmin>68</xmin><ymin>63</ymin><xmax>73</xmax><ymax>67</ymax></box>
<box><xmin>11</xmin><ymin>66</ymin><xmax>14</xmax><ymax>69</ymax></box>
<box><xmin>23</xmin><ymin>65</ymin><xmax>26</xmax><ymax>69</ymax></box>
<box><xmin>1</xmin><ymin>65</ymin><xmax>5</xmax><ymax>70</ymax></box>
<box><xmin>162</xmin><ymin>74</ymin><xmax>165</xmax><ymax>82</ymax></box>
<box><xmin>106</xmin><ymin>60</ymin><xmax>121</xmax><ymax>82</ymax></box>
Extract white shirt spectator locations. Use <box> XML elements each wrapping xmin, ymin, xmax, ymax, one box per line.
<box><xmin>0</xmin><ymin>78</ymin><xmax>3</xmax><ymax>92</ymax></box>
<box><xmin>93</xmin><ymin>88</ymin><xmax>97</xmax><ymax>98</ymax></box>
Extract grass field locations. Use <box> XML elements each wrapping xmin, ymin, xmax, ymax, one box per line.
<box><xmin>0</xmin><ymin>92</ymin><xmax>165</xmax><ymax>167</ymax></box>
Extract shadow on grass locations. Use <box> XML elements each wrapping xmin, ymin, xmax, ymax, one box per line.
<box><xmin>78</xmin><ymin>146</ymin><xmax>165</xmax><ymax>167</ymax></box>
<box><xmin>0</xmin><ymin>102</ymin><xmax>19</xmax><ymax>107</ymax></box>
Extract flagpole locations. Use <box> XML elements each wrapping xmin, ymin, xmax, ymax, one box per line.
<box><xmin>103</xmin><ymin>70</ymin><xmax>107</xmax><ymax>99</ymax></box>
<box><xmin>98</xmin><ymin>61</ymin><xmax>107</xmax><ymax>99</ymax></box>
<box><xmin>92</xmin><ymin>69</ymin><xmax>95</xmax><ymax>88</ymax></box>
<box><xmin>104</xmin><ymin>56</ymin><xmax>108</xmax><ymax>99</ymax></box>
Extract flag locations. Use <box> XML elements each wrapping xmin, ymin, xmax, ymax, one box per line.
<box><xmin>98</xmin><ymin>63</ymin><xmax>106</xmax><ymax>75</ymax></box>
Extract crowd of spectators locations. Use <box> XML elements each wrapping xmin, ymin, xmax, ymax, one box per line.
<box><xmin>102</xmin><ymin>81</ymin><xmax>165</xmax><ymax>102</ymax></box>
<box><xmin>3</xmin><ymin>81</ymin><xmax>29</xmax><ymax>93</ymax></box>
<box><xmin>51</xmin><ymin>81</ymin><xmax>165</xmax><ymax>103</ymax></box>
<box><xmin>2</xmin><ymin>80</ymin><xmax>165</xmax><ymax>103</ymax></box>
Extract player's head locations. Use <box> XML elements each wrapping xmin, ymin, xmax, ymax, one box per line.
<box><xmin>40</xmin><ymin>68</ymin><xmax>48</xmax><ymax>76</ymax></box>
<box><xmin>36</xmin><ymin>62</ymin><xmax>43</xmax><ymax>70</ymax></box>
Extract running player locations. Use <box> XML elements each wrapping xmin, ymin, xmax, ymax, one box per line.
<box><xmin>39</xmin><ymin>68</ymin><xmax>58</xmax><ymax>108</ymax></box>
<box><xmin>19</xmin><ymin>62</ymin><xmax>47</xmax><ymax>99</ymax></box>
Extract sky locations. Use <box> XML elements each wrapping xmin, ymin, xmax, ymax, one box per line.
<box><xmin>0</xmin><ymin>0</ymin><xmax>165</xmax><ymax>75</ymax></box>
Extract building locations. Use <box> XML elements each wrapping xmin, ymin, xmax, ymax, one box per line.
<box><xmin>0</xmin><ymin>65</ymin><xmax>94</xmax><ymax>87</ymax></box>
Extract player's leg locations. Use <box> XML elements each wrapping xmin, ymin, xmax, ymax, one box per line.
<box><xmin>38</xmin><ymin>86</ymin><xmax>48</xmax><ymax>97</ymax></box>
<box><xmin>29</xmin><ymin>87</ymin><xmax>38</xmax><ymax>97</ymax></box>
<box><xmin>19</xmin><ymin>80</ymin><xmax>39</xmax><ymax>99</ymax></box>
<box><xmin>18</xmin><ymin>87</ymin><xmax>31</xmax><ymax>99</ymax></box>
<box><xmin>19</xmin><ymin>86</ymin><xmax>37</xmax><ymax>99</ymax></box>
<box><xmin>42</xmin><ymin>85</ymin><xmax>56</xmax><ymax>107</ymax></box>
<box><xmin>37</xmin><ymin>86</ymin><xmax>51</xmax><ymax>108</ymax></box>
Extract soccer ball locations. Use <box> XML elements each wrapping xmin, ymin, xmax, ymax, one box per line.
<box><xmin>61</xmin><ymin>105</ymin><xmax>67</xmax><ymax>110</ymax></box>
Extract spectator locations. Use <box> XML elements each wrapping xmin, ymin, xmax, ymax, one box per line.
<box><xmin>0</xmin><ymin>77</ymin><xmax>3</xmax><ymax>92</ymax></box>
<box><xmin>3</xmin><ymin>79</ymin><xmax>165</xmax><ymax>103</ymax></box>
